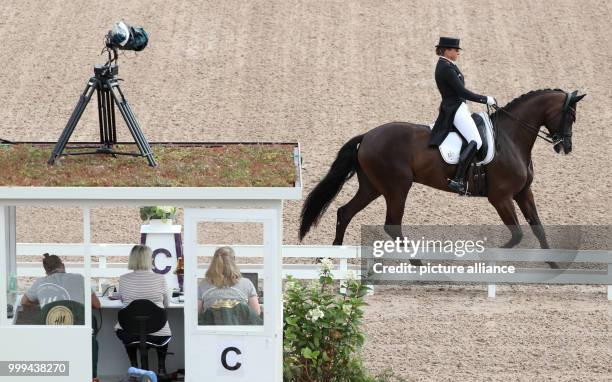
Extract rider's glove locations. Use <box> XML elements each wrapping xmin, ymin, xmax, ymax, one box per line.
<box><xmin>486</xmin><ymin>96</ymin><xmax>497</xmax><ymax>106</ymax></box>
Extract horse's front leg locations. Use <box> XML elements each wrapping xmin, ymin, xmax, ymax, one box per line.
<box><xmin>489</xmin><ymin>196</ymin><xmax>523</xmax><ymax>248</ymax></box>
<box><xmin>514</xmin><ymin>187</ymin><xmax>559</xmax><ymax>269</ymax></box>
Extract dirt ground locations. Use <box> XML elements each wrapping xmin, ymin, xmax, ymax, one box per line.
<box><xmin>1</xmin><ymin>1</ymin><xmax>610</xmax><ymax>380</ymax></box>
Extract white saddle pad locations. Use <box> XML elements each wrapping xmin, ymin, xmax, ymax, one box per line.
<box><xmin>430</xmin><ymin>112</ymin><xmax>496</xmax><ymax>165</ymax></box>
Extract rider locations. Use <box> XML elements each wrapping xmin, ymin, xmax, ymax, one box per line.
<box><xmin>429</xmin><ymin>37</ymin><xmax>496</xmax><ymax>194</ymax></box>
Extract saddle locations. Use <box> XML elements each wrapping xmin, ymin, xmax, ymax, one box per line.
<box><xmin>431</xmin><ymin>112</ymin><xmax>496</xmax><ymax>165</ymax></box>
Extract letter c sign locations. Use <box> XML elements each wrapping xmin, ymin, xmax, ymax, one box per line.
<box><xmin>221</xmin><ymin>346</ymin><xmax>242</xmax><ymax>371</ymax></box>
<box><xmin>152</xmin><ymin>248</ymin><xmax>172</xmax><ymax>274</ymax></box>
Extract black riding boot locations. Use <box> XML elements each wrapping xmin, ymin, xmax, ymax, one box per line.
<box><xmin>448</xmin><ymin>141</ymin><xmax>478</xmax><ymax>194</ymax></box>
<box><xmin>156</xmin><ymin>345</ymin><xmax>169</xmax><ymax>381</ymax></box>
<box><xmin>125</xmin><ymin>346</ymin><xmax>138</xmax><ymax>368</ymax></box>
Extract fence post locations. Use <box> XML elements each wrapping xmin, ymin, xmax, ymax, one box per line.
<box><xmin>487</xmin><ymin>261</ymin><xmax>496</xmax><ymax>298</ymax></box>
<box><xmin>339</xmin><ymin>258</ymin><xmax>348</xmax><ymax>294</ymax></box>
<box><xmin>358</xmin><ymin>245</ymin><xmax>375</xmax><ymax>296</ymax></box>
<box><xmin>608</xmin><ymin>264</ymin><xmax>612</xmax><ymax>301</ymax></box>
<box><xmin>98</xmin><ymin>255</ymin><xmax>107</xmax><ymax>292</ymax></box>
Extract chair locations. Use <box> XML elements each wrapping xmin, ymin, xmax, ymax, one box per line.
<box><xmin>40</xmin><ymin>300</ymin><xmax>85</xmax><ymax>325</ymax></box>
<box><xmin>14</xmin><ymin>304</ymin><xmax>42</xmax><ymax>325</ymax></box>
<box><xmin>117</xmin><ymin>300</ymin><xmax>168</xmax><ymax>371</ymax></box>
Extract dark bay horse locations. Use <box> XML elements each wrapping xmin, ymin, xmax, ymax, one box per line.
<box><xmin>299</xmin><ymin>89</ymin><xmax>585</xmax><ymax>266</ymax></box>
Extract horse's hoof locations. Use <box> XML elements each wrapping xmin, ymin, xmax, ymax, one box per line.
<box><xmin>546</xmin><ymin>261</ymin><xmax>560</xmax><ymax>269</ymax></box>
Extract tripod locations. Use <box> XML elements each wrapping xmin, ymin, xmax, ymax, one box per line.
<box><xmin>48</xmin><ymin>63</ymin><xmax>157</xmax><ymax>166</ymax></box>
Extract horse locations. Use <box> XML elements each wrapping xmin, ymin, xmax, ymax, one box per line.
<box><xmin>299</xmin><ymin>89</ymin><xmax>586</xmax><ymax>267</ymax></box>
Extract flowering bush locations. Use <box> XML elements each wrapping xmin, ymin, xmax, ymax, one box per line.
<box><xmin>139</xmin><ymin>206</ymin><xmax>176</xmax><ymax>222</ymax></box>
<box><xmin>284</xmin><ymin>261</ymin><xmax>378</xmax><ymax>381</ymax></box>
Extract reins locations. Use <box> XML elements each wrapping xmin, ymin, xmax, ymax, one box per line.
<box><xmin>489</xmin><ymin>104</ymin><xmax>561</xmax><ymax>145</ymax></box>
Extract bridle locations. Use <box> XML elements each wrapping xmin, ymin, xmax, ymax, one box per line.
<box><xmin>489</xmin><ymin>91</ymin><xmax>576</xmax><ymax>145</ymax></box>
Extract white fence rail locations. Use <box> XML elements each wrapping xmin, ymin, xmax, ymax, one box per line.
<box><xmin>15</xmin><ymin>244</ymin><xmax>612</xmax><ymax>299</ymax></box>
<box><xmin>15</xmin><ymin>243</ymin><xmax>359</xmax><ymax>280</ymax></box>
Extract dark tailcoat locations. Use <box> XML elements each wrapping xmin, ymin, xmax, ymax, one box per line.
<box><xmin>429</xmin><ymin>57</ymin><xmax>487</xmax><ymax>147</ymax></box>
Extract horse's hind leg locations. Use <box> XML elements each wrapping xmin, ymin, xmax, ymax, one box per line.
<box><xmin>381</xmin><ymin>180</ymin><xmax>423</xmax><ymax>266</ymax></box>
<box><xmin>333</xmin><ymin>169</ymin><xmax>380</xmax><ymax>245</ymax></box>
<box><xmin>514</xmin><ymin>187</ymin><xmax>558</xmax><ymax>269</ymax></box>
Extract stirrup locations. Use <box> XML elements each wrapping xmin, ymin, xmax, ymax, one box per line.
<box><xmin>448</xmin><ymin>178</ymin><xmax>467</xmax><ymax>194</ymax></box>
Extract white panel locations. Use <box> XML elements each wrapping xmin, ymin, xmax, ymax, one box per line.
<box><xmin>184</xmin><ymin>206</ymin><xmax>282</xmax><ymax>382</ymax></box>
<box><xmin>0</xmin><ymin>207</ymin><xmax>8</xmax><ymax>327</ymax></box>
<box><xmin>7</xmin><ymin>206</ymin><xmax>16</xmax><ymax>285</ymax></box>
<box><xmin>0</xmin><ymin>327</ymin><xmax>91</xmax><ymax>381</ymax></box>
<box><xmin>82</xmin><ymin>208</ymin><xmax>92</xmax><ymax>328</ymax></box>
<box><xmin>0</xmin><ymin>186</ymin><xmax>301</xmax><ymax>204</ymax></box>
<box><xmin>141</xmin><ymin>223</ymin><xmax>183</xmax><ymax>292</ymax></box>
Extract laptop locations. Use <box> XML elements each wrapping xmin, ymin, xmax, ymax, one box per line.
<box><xmin>241</xmin><ymin>272</ymin><xmax>263</xmax><ymax>303</ymax></box>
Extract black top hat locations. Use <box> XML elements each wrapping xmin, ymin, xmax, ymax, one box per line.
<box><xmin>436</xmin><ymin>37</ymin><xmax>462</xmax><ymax>50</ymax></box>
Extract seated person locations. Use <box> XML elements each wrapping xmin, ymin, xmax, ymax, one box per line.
<box><xmin>114</xmin><ymin>245</ymin><xmax>171</xmax><ymax>377</ymax></box>
<box><xmin>198</xmin><ymin>246</ymin><xmax>261</xmax><ymax>319</ymax></box>
<box><xmin>21</xmin><ymin>253</ymin><xmax>101</xmax><ymax>310</ymax></box>
<box><xmin>20</xmin><ymin>253</ymin><xmax>101</xmax><ymax>382</ymax></box>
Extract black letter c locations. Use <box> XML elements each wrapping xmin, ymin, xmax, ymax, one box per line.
<box><xmin>221</xmin><ymin>347</ymin><xmax>242</xmax><ymax>371</ymax></box>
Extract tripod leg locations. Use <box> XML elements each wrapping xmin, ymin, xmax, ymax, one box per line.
<box><xmin>48</xmin><ymin>79</ymin><xmax>98</xmax><ymax>165</ymax></box>
<box><xmin>97</xmin><ymin>87</ymin><xmax>104</xmax><ymax>144</ymax></box>
<box><xmin>109</xmin><ymin>91</ymin><xmax>117</xmax><ymax>144</ymax></box>
<box><xmin>109</xmin><ymin>82</ymin><xmax>157</xmax><ymax>167</ymax></box>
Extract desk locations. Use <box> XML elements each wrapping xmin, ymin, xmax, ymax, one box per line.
<box><xmin>96</xmin><ymin>296</ymin><xmax>185</xmax><ymax>378</ymax></box>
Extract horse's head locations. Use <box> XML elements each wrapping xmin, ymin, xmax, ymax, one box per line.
<box><xmin>545</xmin><ymin>90</ymin><xmax>586</xmax><ymax>154</ymax></box>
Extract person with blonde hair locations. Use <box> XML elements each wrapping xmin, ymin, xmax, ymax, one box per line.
<box><xmin>114</xmin><ymin>245</ymin><xmax>171</xmax><ymax>377</ymax></box>
<box><xmin>197</xmin><ymin>246</ymin><xmax>260</xmax><ymax>316</ymax></box>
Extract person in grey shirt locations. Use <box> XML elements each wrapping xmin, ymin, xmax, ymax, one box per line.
<box><xmin>21</xmin><ymin>253</ymin><xmax>102</xmax><ymax>381</ymax></box>
<box><xmin>197</xmin><ymin>246</ymin><xmax>260</xmax><ymax>316</ymax></box>
<box><xmin>21</xmin><ymin>253</ymin><xmax>100</xmax><ymax>310</ymax></box>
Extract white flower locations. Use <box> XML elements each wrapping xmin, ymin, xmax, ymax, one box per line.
<box><xmin>345</xmin><ymin>270</ymin><xmax>356</xmax><ymax>281</ymax></box>
<box><xmin>159</xmin><ymin>206</ymin><xmax>174</xmax><ymax>213</ymax></box>
<box><xmin>319</xmin><ymin>258</ymin><xmax>334</xmax><ymax>273</ymax></box>
<box><xmin>306</xmin><ymin>307</ymin><xmax>325</xmax><ymax>322</ymax></box>
<box><xmin>342</xmin><ymin>304</ymin><xmax>352</xmax><ymax>315</ymax></box>
<box><xmin>309</xmin><ymin>279</ymin><xmax>321</xmax><ymax>291</ymax></box>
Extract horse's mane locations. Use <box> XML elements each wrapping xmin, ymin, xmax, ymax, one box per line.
<box><xmin>490</xmin><ymin>88</ymin><xmax>565</xmax><ymax>119</ymax></box>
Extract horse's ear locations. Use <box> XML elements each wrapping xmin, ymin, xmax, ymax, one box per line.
<box><xmin>572</xmin><ymin>93</ymin><xmax>586</xmax><ymax>103</ymax></box>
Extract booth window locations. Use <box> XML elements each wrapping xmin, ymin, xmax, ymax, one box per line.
<box><xmin>196</xmin><ymin>222</ymin><xmax>264</xmax><ymax>327</ymax></box>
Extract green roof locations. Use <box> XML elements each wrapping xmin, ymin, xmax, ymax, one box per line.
<box><xmin>0</xmin><ymin>143</ymin><xmax>298</xmax><ymax>187</ymax></box>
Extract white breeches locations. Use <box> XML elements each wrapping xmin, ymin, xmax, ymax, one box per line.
<box><xmin>453</xmin><ymin>102</ymin><xmax>482</xmax><ymax>149</ymax></box>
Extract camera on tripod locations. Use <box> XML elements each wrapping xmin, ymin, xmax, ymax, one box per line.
<box><xmin>48</xmin><ymin>21</ymin><xmax>157</xmax><ymax>167</ymax></box>
<box><xmin>105</xmin><ymin>21</ymin><xmax>149</xmax><ymax>52</ymax></box>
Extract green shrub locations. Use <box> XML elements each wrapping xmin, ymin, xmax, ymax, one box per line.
<box><xmin>139</xmin><ymin>206</ymin><xmax>176</xmax><ymax>222</ymax></box>
<box><xmin>283</xmin><ymin>259</ymin><xmax>383</xmax><ymax>382</ymax></box>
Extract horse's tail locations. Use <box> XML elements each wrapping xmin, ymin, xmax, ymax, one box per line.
<box><xmin>299</xmin><ymin>134</ymin><xmax>364</xmax><ymax>241</ymax></box>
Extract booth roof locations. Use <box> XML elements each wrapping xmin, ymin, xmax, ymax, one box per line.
<box><xmin>0</xmin><ymin>143</ymin><xmax>299</xmax><ymax>188</ymax></box>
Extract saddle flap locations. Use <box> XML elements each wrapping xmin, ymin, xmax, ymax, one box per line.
<box><xmin>431</xmin><ymin>112</ymin><xmax>496</xmax><ymax>166</ymax></box>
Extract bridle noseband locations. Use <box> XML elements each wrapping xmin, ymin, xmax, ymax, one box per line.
<box><xmin>490</xmin><ymin>91</ymin><xmax>576</xmax><ymax>146</ymax></box>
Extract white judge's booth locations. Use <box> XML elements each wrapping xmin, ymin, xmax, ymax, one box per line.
<box><xmin>0</xmin><ymin>183</ymin><xmax>301</xmax><ymax>381</ymax></box>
